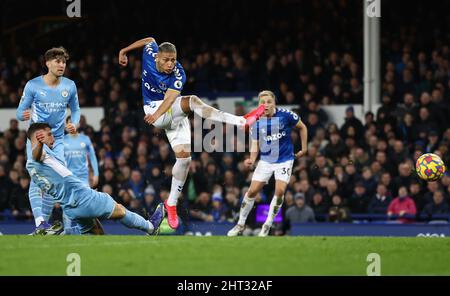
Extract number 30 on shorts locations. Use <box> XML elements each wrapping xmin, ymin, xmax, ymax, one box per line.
<box><xmin>281</xmin><ymin>167</ymin><xmax>291</xmax><ymax>176</ymax></box>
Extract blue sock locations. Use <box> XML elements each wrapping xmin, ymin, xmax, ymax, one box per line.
<box><xmin>41</xmin><ymin>193</ymin><xmax>55</xmax><ymax>222</ymax></box>
<box><xmin>28</xmin><ymin>182</ymin><xmax>44</xmax><ymax>226</ymax></box>
<box><xmin>120</xmin><ymin>209</ymin><xmax>153</xmax><ymax>233</ymax></box>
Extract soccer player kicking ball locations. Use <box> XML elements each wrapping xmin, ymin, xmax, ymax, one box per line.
<box><xmin>119</xmin><ymin>37</ymin><xmax>265</xmax><ymax>229</ymax></box>
<box><xmin>228</xmin><ymin>90</ymin><xmax>308</xmax><ymax>237</ymax></box>
<box><xmin>26</xmin><ymin>123</ymin><xmax>164</xmax><ymax>235</ymax></box>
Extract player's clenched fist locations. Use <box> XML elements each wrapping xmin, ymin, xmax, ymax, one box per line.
<box><xmin>144</xmin><ymin>114</ymin><xmax>156</xmax><ymax>125</ymax></box>
<box><xmin>295</xmin><ymin>150</ymin><xmax>307</xmax><ymax>159</ymax></box>
<box><xmin>118</xmin><ymin>50</ymin><xmax>128</xmax><ymax>66</ymax></box>
<box><xmin>66</xmin><ymin>123</ymin><xmax>77</xmax><ymax>134</ymax></box>
<box><xmin>22</xmin><ymin>109</ymin><xmax>31</xmax><ymax>120</ymax></box>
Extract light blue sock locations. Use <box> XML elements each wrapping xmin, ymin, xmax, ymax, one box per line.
<box><xmin>28</xmin><ymin>182</ymin><xmax>44</xmax><ymax>226</ymax></box>
<box><xmin>120</xmin><ymin>209</ymin><xmax>153</xmax><ymax>233</ymax></box>
<box><xmin>41</xmin><ymin>193</ymin><xmax>55</xmax><ymax>222</ymax></box>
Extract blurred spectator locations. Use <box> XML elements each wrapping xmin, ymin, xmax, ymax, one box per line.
<box><xmin>327</xmin><ymin>194</ymin><xmax>351</xmax><ymax>223</ymax></box>
<box><xmin>210</xmin><ymin>194</ymin><xmax>227</xmax><ymax>222</ymax></box>
<box><xmin>340</xmin><ymin>106</ymin><xmax>364</xmax><ymax>140</ymax></box>
<box><xmin>368</xmin><ymin>184</ymin><xmax>392</xmax><ymax>214</ymax></box>
<box><xmin>387</xmin><ymin>186</ymin><xmax>417</xmax><ymax>223</ymax></box>
<box><xmin>284</xmin><ymin>193</ymin><xmax>315</xmax><ymax>226</ymax></box>
<box><xmin>348</xmin><ymin>182</ymin><xmax>371</xmax><ymax>213</ymax></box>
<box><xmin>143</xmin><ymin>185</ymin><xmax>158</xmax><ymax>214</ymax></box>
<box><xmin>189</xmin><ymin>192</ymin><xmax>213</xmax><ymax>222</ymax></box>
<box><xmin>421</xmin><ymin>190</ymin><xmax>449</xmax><ymax>219</ymax></box>
<box><xmin>9</xmin><ymin>176</ymin><xmax>32</xmax><ymax>220</ymax></box>
<box><xmin>310</xmin><ymin>192</ymin><xmax>328</xmax><ymax>219</ymax></box>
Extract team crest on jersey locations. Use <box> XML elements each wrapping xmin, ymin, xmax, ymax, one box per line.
<box><xmin>80</xmin><ymin>142</ymin><xmax>86</xmax><ymax>148</ymax></box>
<box><xmin>159</xmin><ymin>82</ymin><xmax>167</xmax><ymax>90</ymax></box>
<box><xmin>61</xmin><ymin>90</ymin><xmax>69</xmax><ymax>98</ymax></box>
<box><xmin>174</xmin><ymin>80</ymin><xmax>183</xmax><ymax>89</ymax></box>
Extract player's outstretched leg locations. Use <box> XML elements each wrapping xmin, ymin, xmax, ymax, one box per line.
<box><xmin>186</xmin><ymin>95</ymin><xmax>265</xmax><ymax>127</ymax></box>
<box><xmin>114</xmin><ymin>203</ymin><xmax>164</xmax><ymax>235</ymax></box>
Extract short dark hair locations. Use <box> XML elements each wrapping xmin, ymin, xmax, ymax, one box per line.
<box><xmin>158</xmin><ymin>42</ymin><xmax>177</xmax><ymax>54</ymax></box>
<box><xmin>44</xmin><ymin>47</ymin><xmax>69</xmax><ymax>62</ymax></box>
<box><xmin>27</xmin><ymin>122</ymin><xmax>51</xmax><ymax>139</ymax></box>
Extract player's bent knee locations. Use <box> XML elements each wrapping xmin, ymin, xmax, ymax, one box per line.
<box><xmin>175</xmin><ymin>151</ymin><xmax>191</xmax><ymax>158</ymax></box>
<box><xmin>173</xmin><ymin>145</ymin><xmax>191</xmax><ymax>158</ymax></box>
<box><xmin>181</xmin><ymin>96</ymin><xmax>193</xmax><ymax>114</ymax></box>
<box><xmin>189</xmin><ymin>95</ymin><xmax>201</xmax><ymax>105</ymax></box>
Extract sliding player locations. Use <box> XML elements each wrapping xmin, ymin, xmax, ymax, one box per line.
<box><xmin>26</xmin><ymin>123</ymin><xmax>164</xmax><ymax>235</ymax></box>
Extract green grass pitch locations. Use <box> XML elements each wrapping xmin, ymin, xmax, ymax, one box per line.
<box><xmin>0</xmin><ymin>236</ymin><xmax>449</xmax><ymax>275</ymax></box>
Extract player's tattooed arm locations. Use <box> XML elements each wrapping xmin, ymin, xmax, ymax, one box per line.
<box><xmin>295</xmin><ymin>119</ymin><xmax>308</xmax><ymax>158</ymax></box>
<box><xmin>119</xmin><ymin>37</ymin><xmax>155</xmax><ymax>66</ymax></box>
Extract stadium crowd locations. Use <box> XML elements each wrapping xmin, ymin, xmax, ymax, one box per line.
<box><xmin>1</xmin><ymin>0</ymin><xmax>450</xmax><ymax>234</ymax></box>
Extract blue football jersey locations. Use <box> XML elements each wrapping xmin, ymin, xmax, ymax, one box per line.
<box><xmin>16</xmin><ymin>76</ymin><xmax>80</xmax><ymax>139</ymax></box>
<box><xmin>141</xmin><ymin>41</ymin><xmax>186</xmax><ymax>105</ymax></box>
<box><xmin>250</xmin><ymin>108</ymin><xmax>301</xmax><ymax>163</ymax></box>
<box><xmin>64</xmin><ymin>134</ymin><xmax>99</xmax><ymax>181</ymax></box>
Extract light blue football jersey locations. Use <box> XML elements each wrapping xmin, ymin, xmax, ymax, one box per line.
<box><xmin>17</xmin><ymin>76</ymin><xmax>80</xmax><ymax>139</ymax></box>
<box><xmin>64</xmin><ymin>133</ymin><xmax>99</xmax><ymax>184</ymax></box>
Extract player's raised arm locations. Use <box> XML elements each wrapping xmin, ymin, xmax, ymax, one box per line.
<box><xmin>119</xmin><ymin>37</ymin><xmax>155</xmax><ymax>66</ymax></box>
<box><xmin>295</xmin><ymin>119</ymin><xmax>308</xmax><ymax>158</ymax></box>
<box><xmin>31</xmin><ymin>134</ymin><xmax>44</xmax><ymax>162</ymax></box>
<box><xmin>16</xmin><ymin>82</ymin><xmax>34</xmax><ymax>121</ymax></box>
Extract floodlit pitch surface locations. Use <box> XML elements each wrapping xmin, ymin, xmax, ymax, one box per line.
<box><xmin>0</xmin><ymin>236</ymin><xmax>449</xmax><ymax>275</ymax></box>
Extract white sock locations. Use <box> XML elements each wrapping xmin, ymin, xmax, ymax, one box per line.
<box><xmin>264</xmin><ymin>195</ymin><xmax>284</xmax><ymax>226</ymax></box>
<box><xmin>238</xmin><ymin>194</ymin><xmax>255</xmax><ymax>225</ymax></box>
<box><xmin>189</xmin><ymin>95</ymin><xmax>246</xmax><ymax>126</ymax></box>
<box><xmin>35</xmin><ymin>216</ymin><xmax>44</xmax><ymax>227</ymax></box>
<box><xmin>167</xmin><ymin>157</ymin><xmax>192</xmax><ymax>206</ymax></box>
